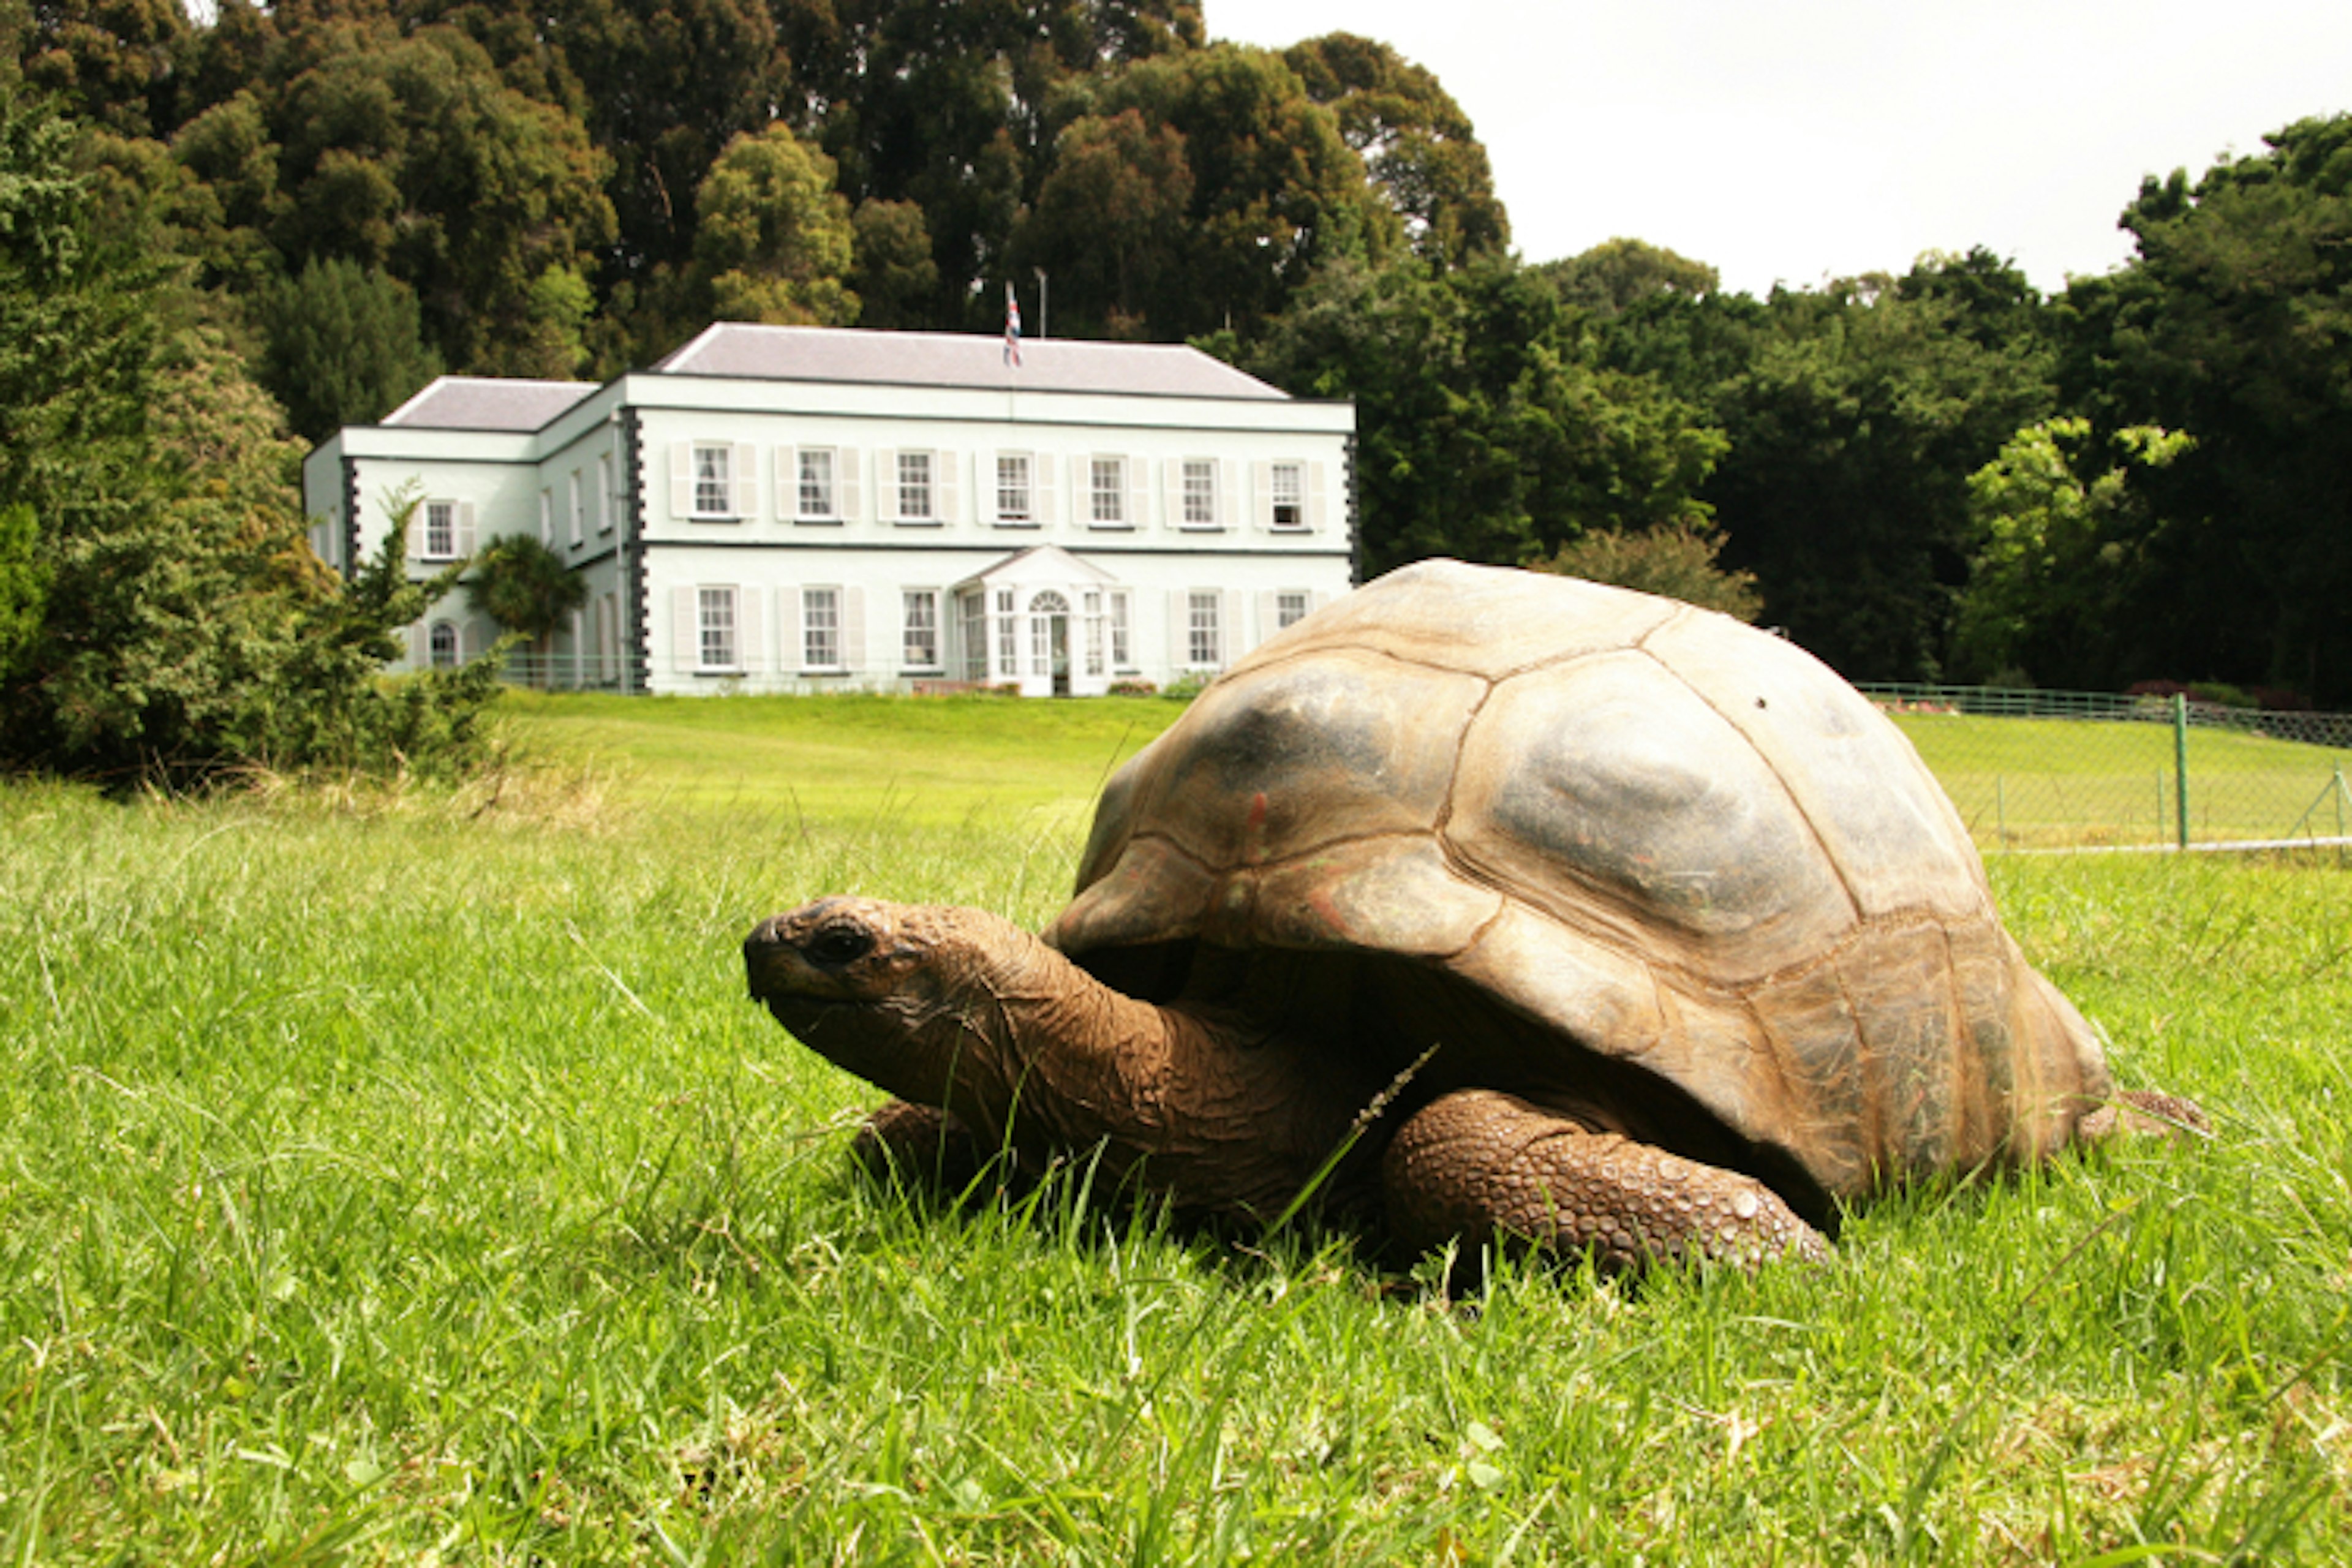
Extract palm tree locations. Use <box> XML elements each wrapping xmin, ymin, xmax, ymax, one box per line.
<box><xmin>464</xmin><ymin>535</ymin><xmax>587</xmax><ymax>686</ymax></box>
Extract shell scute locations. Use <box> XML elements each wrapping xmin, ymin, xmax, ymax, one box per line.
<box><xmin>1447</xmin><ymin>652</ymin><xmax>1855</xmax><ymax>981</ymax></box>
<box><xmin>1640</xmin><ymin>611</ymin><xmax>1989</xmax><ymax>922</ymax></box>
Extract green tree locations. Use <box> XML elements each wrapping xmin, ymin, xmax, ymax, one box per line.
<box><xmin>15</xmin><ymin>0</ymin><xmax>189</xmax><ymax>136</ymax></box>
<box><xmin>1536</xmin><ymin>236</ymin><xmax>1719</xmax><ymax>318</ymax></box>
<box><xmin>267</xmin><ymin>22</ymin><xmax>616</xmax><ymax>374</ymax></box>
<box><xmin>791</xmin><ymin>0</ymin><xmax>1202</xmax><ymax>329</ymax></box>
<box><xmin>0</xmin><ymin>94</ymin><xmax>497</xmax><ymax>781</ymax></box>
<box><xmin>693</xmin><ymin>122</ymin><xmax>858</xmax><ymax>325</ymax></box>
<box><xmin>1046</xmin><ymin>43</ymin><xmax>1395</xmax><ymax>341</ymax></box>
<box><xmin>1529</xmin><ymin>522</ymin><xmax>1762</xmax><ymax>620</ymax></box>
<box><xmin>2057</xmin><ymin>115</ymin><xmax>2352</xmax><ymax>703</ymax></box>
<box><xmin>1684</xmin><ymin>263</ymin><xmax>2051</xmax><ymax>682</ymax></box>
<box><xmin>1242</xmin><ymin>254</ymin><xmax>1723</xmax><ymax>575</ymax></box>
<box><xmin>848</xmin><ymin>196</ymin><xmax>937</xmax><ymax>329</ymax></box>
<box><xmin>1281</xmin><ymin>32</ymin><xmax>1507</xmax><ymax>266</ymax></box>
<box><xmin>538</xmin><ymin>0</ymin><xmax>791</xmax><ymax>284</ymax></box>
<box><xmin>262</xmin><ymin>255</ymin><xmax>444</xmax><ymax>441</ymax></box>
<box><xmin>1011</xmin><ymin>107</ymin><xmax>1193</xmax><ymax>337</ymax></box>
<box><xmin>0</xmin><ymin>501</ymin><xmax>41</xmax><ymax>680</ymax></box>
<box><xmin>1952</xmin><ymin>417</ymin><xmax>2192</xmax><ymax>687</ymax></box>
<box><xmin>464</xmin><ymin>532</ymin><xmax>585</xmax><ymax>680</ymax></box>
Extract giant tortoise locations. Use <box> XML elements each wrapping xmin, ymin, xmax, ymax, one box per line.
<box><xmin>745</xmin><ymin>560</ymin><xmax>2199</xmax><ymax>1269</ymax></box>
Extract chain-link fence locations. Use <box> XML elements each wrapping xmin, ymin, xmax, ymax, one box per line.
<box><xmin>1861</xmin><ymin>684</ymin><xmax>2352</xmax><ymax>853</ymax></box>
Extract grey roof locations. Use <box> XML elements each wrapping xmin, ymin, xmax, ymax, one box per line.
<box><xmin>381</xmin><ymin>377</ymin><xmax>599</xmax><ymax>431</ymax></box>
<box><xmin>654</xmin><ymin>323</ymin><xmax>1288</xmax><ymax>401</ymax></box>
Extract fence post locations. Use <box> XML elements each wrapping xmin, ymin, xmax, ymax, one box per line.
<box><xmin>2173</xmin><ymin>693</ymin><xmax>2190</xmax><ymax>850</ymax></box>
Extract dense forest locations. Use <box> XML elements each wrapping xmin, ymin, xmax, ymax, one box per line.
<box><xmin>4</xmin><ymin>0</ymin><xmax>2350</xmax><ymax>777</ymax></box>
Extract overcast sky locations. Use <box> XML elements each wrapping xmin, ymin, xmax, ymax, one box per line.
<box><xmin>1210</xmin><ymin>0</ymin><xmax>2352</xmax><ymax>297</ymax></box>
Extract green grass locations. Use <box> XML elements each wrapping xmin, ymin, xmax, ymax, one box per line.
<box><xmin>492</xmin><ymin>690</ymin><xmax>1181</xmax><ymax>829</ymax></box>
<box><xmin>4</xmin><ymin>699</ymin><xmax>2351</xmax><ymax>1562</ymax></box>
<box><xmin>1890</xmin><ymin>710</ymin><xmax>2352</xmax><ymax>849</ymax></box>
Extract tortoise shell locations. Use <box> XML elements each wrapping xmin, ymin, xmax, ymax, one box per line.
<box><xmin>1045</xmin><ymin>559</ymin><xmax>2111</xmax><ymax>1208</ymax></box>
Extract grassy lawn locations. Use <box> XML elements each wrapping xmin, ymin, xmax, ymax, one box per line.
<box><xmin>5</xmin><ymin>695</ymin><xmax>2350</xmax><ymax>1562</ymax></box>
<box><xmin>1889</xmin><ymin>710</ymin><xmax>2352</xmax><ymax>849</ymax></box>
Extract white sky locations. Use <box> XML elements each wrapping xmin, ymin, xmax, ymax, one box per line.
<box><xmin>1210</xmin><ymin>0</ymin><xmax>2352</xmax><ymax>297</ymax></box>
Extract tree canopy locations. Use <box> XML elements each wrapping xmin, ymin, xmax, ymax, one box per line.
<box><xmin>10</xmin><ymin>0</ymin><xmax>2352</xmax><ymax>742</ymax></box>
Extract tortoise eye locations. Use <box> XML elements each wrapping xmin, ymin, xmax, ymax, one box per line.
<box><xmin>807</xmin><ymin>924</ymin><xmax>875</xmax><ymax>967</ymax></box>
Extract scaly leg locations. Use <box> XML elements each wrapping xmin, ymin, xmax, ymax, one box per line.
<box><xmin>1381</xmin><ymin>1089</ymin><xmax>1830</xmax><ymax>1272</ymax></box>
<box><xmin>2077</xmin><ymin>1087</ymin><xmax>2211</xmax><ymax>1145</ymax></box>
<box><xmin>850</xmin><ymin>1098</ymin><xmax>985</xmax><ymax>1196</ymax></box>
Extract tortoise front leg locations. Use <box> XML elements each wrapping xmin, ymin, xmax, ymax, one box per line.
<box><xmin>850</xmin><ymin>1098</ymin><xmax>986</xmax><ymax>1195</ymax></box>
<box><xmin>1381</xmin><ymin>1090</ymin><xmax>1830</xmax><ymax>1272</ymax></box>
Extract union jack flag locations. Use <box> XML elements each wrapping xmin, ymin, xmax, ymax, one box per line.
<box><xmin>1003</xmin><ymin>281</ymin><xmax>1022</xmax><ymax>368</ymax></box>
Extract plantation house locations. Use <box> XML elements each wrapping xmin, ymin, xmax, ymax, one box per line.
<box><xmin>300</xmin><ymin>324</ymin><xmax>1357</xmax><ymax>696</ymax></box>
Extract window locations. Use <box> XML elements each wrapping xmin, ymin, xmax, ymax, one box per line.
<box><xmin>1277</xmin><ymin>590</ymin><xmax>1310</xmax><ymax>630</ymax></box>
<box><xmin>903</xmin><ymin>589</ymin><xmax>940</xmax><ymax>669</ymax></box>
<box><xmin>1090</xmin><ymin>458</ymin><xmax>1125</xmax><ymax>525</ymax></box>
<box><xmin>424</xmin><ymin>500</ymin><xmax>457</xmax><ymax>560</ymax></box>
<box><xmin>897</xmin><ymin>451</ymin><xmax>933</xmax><ymax>521</ymax></box>
<box><xmin>995</xmin><ymin>587</ymin><xmax>1017</xmax><ymax>675</ymax></box>
<box><xmin>996</xmin><ymin>453</ymin><xmax>1033</xmax><ymax>524</ymax></box>
<box><xmin>568</xmin><ymin>470</ymin><xmax>584</xmax><ymax>545</ymax></box>
<box><xmin>959</xmin><ymin>592</ymin><xmax>988</xmax><ymax>681</ymax></box>
<box><xmin>797</xmin><ymin>448</ymin><xmax>836</xmax><ymax>519</ymax></box>
<box><xmin>1109</xmin><ymin>591</ymin><xmax>1133</xmax><ymax>668</ymax></box>
<box><xmin>429</xmin><ymin>620</ymin><xmax>459</xmax><ymax>669</ymax></box>
<box><xmin>693</xmin><ymin>444</ymin><xmax>732</xmax><ymax>516</ymax></box>
<box><xmin>1187</xmin><ymin>590</ymin><xmax>1221</xmax><ymax>666</ymax></box>
<box><xmin>803</xmin><ymin>587</ymin><xmax>841</xmax><ymax>669</ymax></box>
<box><xmin>1270</xmin><ymin>462</ymin><xmax>1305</xmax><ymax>529</ymax></box>
<box><xmin>1083</xmin><ymin>590</ymin><xmax>1105</xmax><ymax>677</ymax></box>
<box><xmin>597</xmin><ymin>454</ymin><xmax>613</xmax><ymax>533</ymax></box>
<box><xmin>697</xmin><ymin>586</ymin><xmax>737</xmax><ymax>670</ymax></box>
<box><xmin>1181</xmin><ymin>460</ymin><xmax>1217</xmax><ymax>527</ymax></box>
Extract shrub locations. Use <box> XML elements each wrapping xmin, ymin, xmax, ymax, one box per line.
<box><xmin>1525</xmin><ymin>522</ymin><xmax>1763</xmax><ymax>621</ymax></box>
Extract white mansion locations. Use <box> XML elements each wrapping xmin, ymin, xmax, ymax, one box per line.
<box><xmin>300</xmin><ymin>323</ymin><xmax>1357</xmax><ymax>696</ymax></box>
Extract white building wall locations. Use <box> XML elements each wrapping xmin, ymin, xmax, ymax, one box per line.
<box><xmin>302</xmin><ymin>352</ymin><xmax>1353</xmax><ymax>695</ymax></box>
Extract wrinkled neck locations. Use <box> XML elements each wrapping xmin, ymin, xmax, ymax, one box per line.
<box><xmin>789</xmin><ymin>911</ymin><xmax>1390</xmax><ymax>1221</ymax></box>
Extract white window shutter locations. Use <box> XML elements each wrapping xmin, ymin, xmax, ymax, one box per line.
<box><xmin>1167</xmin><ymin>589</ymin><xmax>1189</xmax><ymax>667</ymax></box>
<box><xmin>733</xmin><ymin>443</ymin><xmax>756</xmax><ymax>518</ymax></box>
<box><xmin>739</xmin><ymin>585</ymin><xmax>764</xmax><ymax>673</ymax></box>
<box><xmin>404</xmin><ymin>511</ymin><xmax>422</xmax><ymax>564</ymax></box>
<box><xmin>1313</xmin><ymin>590</ymin><xmax>1331</xmax><ymax>612</ymax></box>
<box><xmin>1219</xmin><ymin>460</ymin><xmax>1239</xmax><ymax>530</ymax></box>
<box><xmin>780</xmin><ymin>586</ymin><xmax>804</xmax><ymax>671</ymax></box>
<box><xmin>938</xmin><ymin>452</ymin><xmax>959</xmax><ymax>524</ymax></box>
<box><xmin>1128</xmin><ymin>456</ymin><xmax>1149</xmax><ymax>527</ymax></box>
<box><xmin>1222</xmin><ymin>590</ymin><xmax>1242</xmax><ymax>663</ymax></box>
<box><xmin>840</xmin><ymin>448</ymin><xmax>862</xmax><ymax>521</ymax></box>
<box><xmin>777</xmin><ymin>447</ymin><xmax>796</xmax><ymax>519</ymax></box>
<box><xmin>848</xmin><ymin>585</ymin><xmax>870</xmax><ymax>669</ymax></box>
<box><xmin>457</xmin><ymin>503</ymin><xmax>477</xmax><ymax>556</ymax></box>
<box><xmin>1036</xmin><ymin>455</ymin><xmax>1058</xmax><ymax>526</ymax></box>
<box><xmin>1307</xmin><ymin>461</ymin><xmax>1329</xmax><ymax>532</ymax></box>
<box><xmin>1163</xmin><ymin>461</ymin><xmax>1182</xmax><ymax>528</ymax></box>
<box><xmin>1252</xmin><ymin>460</ymin><xmax>1273</xmax><ymax>530</ymax></box>
<box><xmin>672</xmin><ymin>585</ymin><xmax>698</xmax><ymax>671</ymax></box>
<box><xmin>877</xmin><ymin>450</ymin><xmax>898</xmax><ymax>521</ymax></box>
<box><xmin>670</xmin><ymin>442</ymin><xmax>693</xmax><ymax>518</ymax></box>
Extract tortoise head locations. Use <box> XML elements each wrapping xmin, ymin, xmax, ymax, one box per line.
<box><xmin>744</xmin><ymin>897</ymin><xmax>1040</xmax><ymax>1121</ymax></box>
